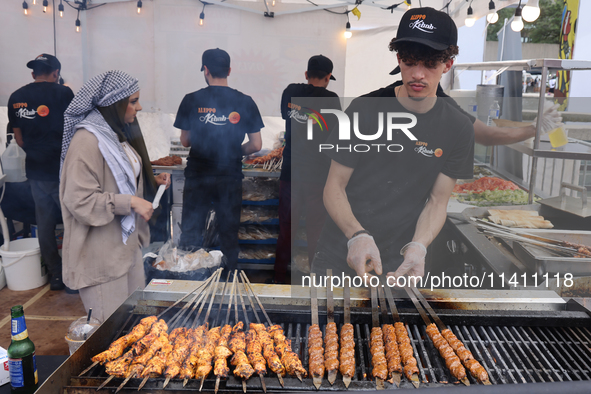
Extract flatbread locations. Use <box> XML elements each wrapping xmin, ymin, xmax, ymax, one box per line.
<box><xmin>488</xmin><ymin>209</ymin><xmax>554</xmax><ymax>229</ymax></box>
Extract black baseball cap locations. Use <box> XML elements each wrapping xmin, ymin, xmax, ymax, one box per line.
<box><xmin>26</xmin><ymin>53</ymin><xmax>61</xmax><ymax>71</ymax></box>
<box><xmin>392</xmin><ymin>7</ymin><xmax>458</xmax><ymax>51</ymax></box>
<box><xmin>307</xmin><ymin>55</ymin><xmax>336</xmax><ymax>81</ymax></box>
<box><xmin>201</xmin><ymin>48</ymin><xmax>230</xmax><ymax>72</ymax></box>
<box><xmin>389</xmin><ymin>65</ymin><xmax>401</xmax><ymax>75</ymax></box>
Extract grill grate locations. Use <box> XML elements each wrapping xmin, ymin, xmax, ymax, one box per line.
<box><xmin>74</xmin><ymin>316</ymin><xmax>591</xmax><ymax>391</ymax></box>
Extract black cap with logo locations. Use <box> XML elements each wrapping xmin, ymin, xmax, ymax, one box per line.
<box><xmin>393</xmin><ymin>7</ymin><xmax>458</xmax><ymax>51</ymax></box>
<box><xmin>201</xmin><ymin>48</ymin><xmax>231</xmax><ymax>72</ymax></box>
<box><xmin>307</xmin><ymin>55</ymin><xmax>336</xmax><ymax>81</ymax></box>
<box><xmin>26</xmin><ymin>53</ymin><xmax>61</xmax><ymax>71</ymax></box>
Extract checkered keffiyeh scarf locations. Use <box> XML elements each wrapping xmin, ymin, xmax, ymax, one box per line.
<box><xmin>61</xmin><ymin>70</ymin><xmax>140</xmax><ymax>245</ymax></box>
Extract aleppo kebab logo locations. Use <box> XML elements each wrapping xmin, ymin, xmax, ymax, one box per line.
<box><xmin>229</xmin><ymin>112</ymin><xmax>240</xmax><ymax>124</ymax></box>
<box><xmin>37</xmin><ymin>105</ymin><xmax>49</xmax><ymax>117</ymax></box>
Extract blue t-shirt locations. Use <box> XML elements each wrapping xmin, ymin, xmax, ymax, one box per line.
<box><xmin>7</xmin><ymin>82</ymin><xmax>74</xmax><ymax>181</ymax></box>
<box><xmin>174</xmin><ymin>86</ymin><xmax>264</xmax><ymax>178</ymax></box>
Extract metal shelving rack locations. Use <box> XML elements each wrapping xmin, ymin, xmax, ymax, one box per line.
<box><xmin>452</xmin><ymin>58</ymin><xmax>591</xmax><ymax>203</ymax></box>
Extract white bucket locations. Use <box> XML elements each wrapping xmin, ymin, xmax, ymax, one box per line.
<box><xmin>0</xmin><ymin>238</ymin><xmax>48</xmax><ymax>291</ymax></box>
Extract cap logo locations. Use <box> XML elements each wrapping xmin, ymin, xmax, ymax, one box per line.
<box><xmin>410</xmin><ymin>14</ymin><xmax>426</xmax><ymax>20</ymax></box>
<box><xmin>36</xmin><ymin>56</ymin><xmax>48</xmax><ymax>61</ymax></box>
<box><xmin>409</xmin><ymin>19</ymin><xmax>436</xmax><ymax>34</ymax></box>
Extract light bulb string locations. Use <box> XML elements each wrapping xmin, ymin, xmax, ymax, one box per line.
<box><xmin>64</xmin><ymin>0</ymin><xmax>106</xmax><ymax>12</ymax></box>
<box><xmin>440</xmin><ymin>0</ymin><xmax>452</xmax><ymax>13</ymax></box>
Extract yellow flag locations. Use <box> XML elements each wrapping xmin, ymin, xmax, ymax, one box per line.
<box><xmin>351</xmin><ymin>6</ymin><xmax>361</xmax><ymax>20</ymax></box>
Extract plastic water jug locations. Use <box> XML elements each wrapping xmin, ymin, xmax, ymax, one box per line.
<box><xmin>2</xmin><ymin>138</ymin><xmax>27</xmax><ymax>182</ymax></box>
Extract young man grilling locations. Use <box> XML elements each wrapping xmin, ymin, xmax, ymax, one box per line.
<box><xmin>312</xmin><ymin>7</ymin><xmax>474</xmax><ymax>282</ymax></box>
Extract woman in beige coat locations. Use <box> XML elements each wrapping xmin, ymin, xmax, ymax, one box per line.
<box><xmin>60</xmin><ymin>71</ymin><xmax>164</xmax><ymax>322</ymax></box>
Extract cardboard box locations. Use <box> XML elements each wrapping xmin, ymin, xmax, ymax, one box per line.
<box><xmin>0</xmin><ymin>346</ymin><xmax>9</xmax><ymax>386</ymax></box>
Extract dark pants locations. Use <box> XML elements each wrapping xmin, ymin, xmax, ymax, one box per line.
<box><xmin>180</xmin><ymin>176</ymin><xmax>242</xmax><ymax>271</ymax></box>
<box><xmin>29</xmin><ymin>180</ymin><xmax>62</xmax><ymax>278</ymax></box>
<box><xmin>274</xmin><ymin>180</ymin><xmax>328</xmax><ymax>282</ymax></box>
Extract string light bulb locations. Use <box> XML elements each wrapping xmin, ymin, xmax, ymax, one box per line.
<box><xmin>487</xmin><ymin>0</ymin><xmax>499</xmax><ymax>24</ymax></box>
<box><xmin>344</xmin><ymin>21</ymin><xmax>352</xmax><ymax>39</ymax></box>
<box><xmin>522</xmin><ymin>0</ymin><xmax>540</xmax><ymax>22</ymax></box>
<box><xmin>32</xmin><ymin>0</ymin><xmax>35</xmax><ymax>5</ymax></box>
<box><xmin>465</xmin><ymin>5</ymin><xmax>476</xmax><ymax>27</ymax></box>
<box><xmin>511</xmin><ymin>6</ymin><xmax>524</xmax><ymax>32</ymax></box>
<box><xmin>272</xmin><ymin>0</ymin><xmax>275</xmax><ymax>6</ymax></box>
<box><xmin>59</xmin><ymin>1</ymin><xmax>64</xmax><ymax>17</ymax></box>
<box><xmin>199</xmin><ymin>11</ymin><xmax>205</xmax><ymax>26</ymax></box>
<box><xmin>404</xmin><ymin>0</ymin><xmax>411</xmax><ymax>10</ymax></box>
<box><xmin>76</xmin><ymin>18</ymin><xmax>81</xmax><ymax>33</ymax></box>
<box><xmin>137</xmin><ymin>0</ymin><xmax>142</xmax><ymax>14</ymax></box>
<box><xmin>23</xmin><ymin>1</ymin><xmax>28</xmax><ymax>15</ymax></box>
<box><xmin>43</xmin><ymin>0</ymin><xmax>48</xmax><ymax>13</ymax></box>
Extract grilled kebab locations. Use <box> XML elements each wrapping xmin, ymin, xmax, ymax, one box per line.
<box><xmin>324</xmin><ymin>322</ymin><xmax>339</xmax><ymax>380</ymax></box>
<box><xmin>91</xmin><ymin>315</ymin><xmax>158</xmax><ymax>364</ymax></box>
<box><xmin>307</xmin><ymin>324</ymin><xmax>325</xmax><ymax>380</ymax></box>
<box><xmin>179</xmin><ymin>326</ymin><xmax>207</xmax><ymax>381</ymax></box>
<box><xmin>267</xmin><ymin>324</ymin><xmax>307</xmax><ymax>378</ymax></box>
<box><xmin>394</xmin><ymin>322</ymin><xmax>419</xmax><ymax>381</ymax></box>
<box><xmin>246</xmin><ymin>328</ymin><xmax>267</xmax><ymax>377</ymax></box>
<box><xmin>441</xmin><ymin>328</ymin><xmax>489</xmax><ymax>383</ymax></box>
<box><xmin>102</xmin><ymin>319</ymin><xmax>168</xmax><ymax>379</ymax></box>
<box><xmin>163</xmin><ymin>327</ymin><xmax>192</xmax><ymax>381</ymax></box>
<box><xmin>370</xmin><ymin>327</ymin><xmax>388</xmax><ymax>381</ymax></box>
<box><xmin>425</xmin><ymin>324</ymin><xmax>467</xmax><ymax>381</ymax></box>
<box><xmin>195</xmin><ymin>326</ymin><xmax>222</xmax><ymax>380</ymax></box>
<box><xmin>214</xmin><ymin>325</ymin><xmax>234</xmax><ymax>379</ymax></box>
<box><xmin>230</xmin><ymin>322</ymin><xmax>256</xmax><ymax>381</ymax></box>
<box><xmin>339</xmin><ymin>323</ymin><xmax>355</xmax><ymax>382</ymax></box>
<box><xmin>252</xmin><ymin>323</ymin><xmax>286</xmax><ymax>377</ymax></box>
<box><xmin>382</xmin><ymin>324</ymin><xmax>402</xmax><ymax>382</ymax></box>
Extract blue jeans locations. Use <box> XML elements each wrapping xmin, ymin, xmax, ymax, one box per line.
<box><xmin>180</xmin><ymin>176</ymin><xmax>242</xmax><ymax>271</ymax></box>
<box><xmin>29</xmin><ymin>179</ymin><xmax>62</xmax><ymax>278</ymax></box>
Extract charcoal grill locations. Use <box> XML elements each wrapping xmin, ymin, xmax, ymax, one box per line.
<box><xmin>37</xmin><ymin>281</ymin><xmax>591</xmax><ymax>393</ymax></box>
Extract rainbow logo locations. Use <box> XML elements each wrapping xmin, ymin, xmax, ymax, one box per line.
<box><xmin>303</xmin><ymin>107</ymin><xmax>328</xmax><ymax>132</ymax></box>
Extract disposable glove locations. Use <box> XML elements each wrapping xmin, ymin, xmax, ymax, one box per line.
<box><xmin>533</xmin><ymin>101</ymin><xmax>563</xmax><ymax>134</ymax></box>
<box><xmin>346</xmin><ymin>234</ymin><xmax>382</xmax><ymax>277</ymax></box>
<box><xmin>387</xmin><ymin>242</ymin><xmax>426</xmax><ymax>284</ymax></box>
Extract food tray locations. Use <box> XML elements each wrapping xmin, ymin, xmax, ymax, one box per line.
<box><xmin>461</xmin><ymin>204</ymin><xmax>590</xmax><ymax>231</ymax></box>
<box><xmin>512</xmin><ymin>229</ymin><xmax>591</xmax><ymax>276</ymax></box>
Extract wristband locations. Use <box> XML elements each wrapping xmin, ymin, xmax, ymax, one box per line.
<box><xmin>347</xmin><ymin>234</ymin><xmax>374</xmax><ymax>250</ymax></box>
<box><xmin>400</xmin><ymin>242</ymin><xmax>427</xmax><ymax>257</ymax></box>
<box><xmin>349</xmin><ymin>229</ymin><xmax>371</xmax><ymax>240</ymax></box>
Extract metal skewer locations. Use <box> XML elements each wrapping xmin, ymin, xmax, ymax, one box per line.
<box><xmin>377</xmin><ymin>285</ymin><xmax>402</xmax><ymax>388</ymax></box>
<box><xmin>83</xmin><ymin>278</ymin><xmax>214</xmax><ymax>380</ymax></box>
<box><xmin>168</xmin><ymin>269</ymin><xmax>221</xmax><ymax>330</ymax></box>
<box><xmin>404</xmin><ymin>287</ymin><xmax>470</xmax><ymax>387</ymax></box>
<box><xmin>410</xmin><ymin>287</ymin><xmax>491</xmax><ymax>386</ymax></box>
<box><xmin>199</xmin><ymin>270</ymin><xmax>224</xmax><ymax>391</ymax></box>
<box><xmin>370</xmin><ymin>286</ymin><xmax>385</xmax><ymax>390</ymax></box>
<box><xmin>214</xmin><ymin>271</ymin><xmax>233</xmax><ymax>327</ymax></box>
<box><xmin>325</xmin><ymin>269</ymin><xmax>337</xmax><ymax>385</ymax></box>
<box><xmin>215</xmin><ymin>272</ymin><xmax>238</xmax><ymax>394</ymax></box>
<box><xmin>238</xmin><ymin>275</ymin><xmax>265</xmax><ymax>393</ymax></box>
<box><xmin>310</xmin><ymin>273</ymin><xmax>322</xmax><ymax>390</ymax></box>
<box><xmin>239</xmin><ymin>271</ymin><xmax>285</xmax><ymax>388</ymax></box>
<box><xmin>157</xmin><ymin>271</ymin><xmax>219</xmax><ymax>319</ymax></box>
<box><xmin>382</xmin><ymin>285</ymin><xmax>404</xmax><ymax>388</ymax></box>
<box><xmin>233</xmin><ymin>272</ymin><xmax>248</xmax><ymax>394</ymax></box>
<box><xmin>342</xmin><ymin>279</ymin><xmax>352</xmax><ymax>389</ymax></box>
<box><xmin>163</xmin><ymin>269</ymin><xmax>222</xmax><ymax>390</ymax></box>
<box><xmin>240</xmin><ymin>271</ymin><xmax>272</xmax><ymax>326</ymax></box>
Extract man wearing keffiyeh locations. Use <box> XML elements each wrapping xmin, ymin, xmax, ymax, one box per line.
<box><xmin>59</xmin><ymin>70</ymin><xmax>164</xmax><ymax>322</ymax></box>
